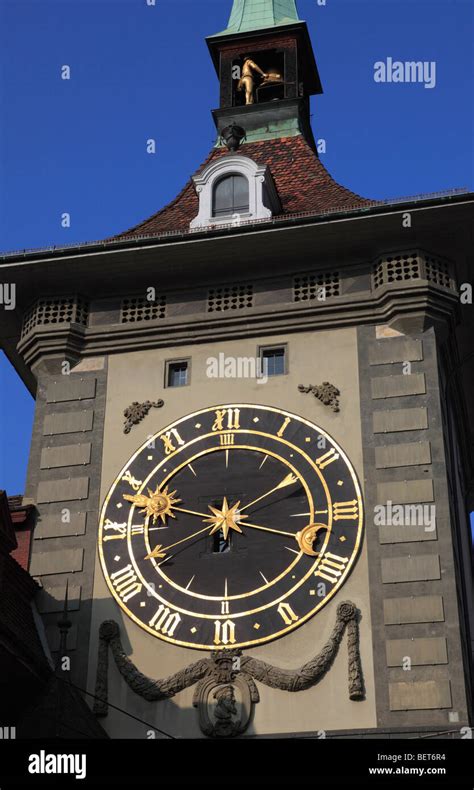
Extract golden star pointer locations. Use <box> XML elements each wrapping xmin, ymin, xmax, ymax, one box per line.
<box><xmin>204</xmin><ymin>497</ymin><xmax>248</xmax><ymax>541</ymax></box>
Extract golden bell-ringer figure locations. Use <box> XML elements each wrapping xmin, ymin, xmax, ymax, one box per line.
<box><xmin>238</xmin><ymin>55</ymin><xmax>267</xmax><ymax>104</ymax></box>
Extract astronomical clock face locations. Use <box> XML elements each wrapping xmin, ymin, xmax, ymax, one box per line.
<box><xmin>99</xmin><ymin>404</ymin><xmax>364</xmax><ymax>650</ymax></box>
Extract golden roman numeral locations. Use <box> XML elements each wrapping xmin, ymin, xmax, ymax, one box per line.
<box><xmin>214</xmin><ymin>619</ymin><xmax>236</xmax><ymax>645</ymax></box>
<box><xmin>315</xmin><ymin>552</ymin><xmax>349</xmax><ymax>584</ymax></box>
<box><xmin>277</xmin><ymin>601</ymin><xmax>299</xmax><ymax>625</ymax></box>
<box><xmin>103</xmin><ymin>520</ymin><xmax>127</xmax><ymax>541</ymax></box>
<box><xmin>160</xmin><ymin>428</ymin><xmax>185</xmax><ymax>455</ymax></box>
<box><xmin>315</xmin><ymin>448</ymin><xmax>340</xmax><ymax>470</ymax></box>
<box><xmin>103</xmin><ymin>522</ymin><xmax>145</xmax><ymax>541</ymax></box>
<box><xmin>277</xmin><ymin>417</ymin><xmax>291</xmax><ymax>437</ymax></box>
<box><xmin>212</xmin><ymin>408</ymin><xmax>240</xmax><ymax>431</ymax></box>
<box><xmin>110</xmin><ymin>564</ymin><xmax>143</xmax><ymax>603</ymax></box>
<box><xmin>333</xmin><ymin>500</ymin><xmax>359</xmax><ymax>520</ymax></box>
<box><xmin>221</xmin><ymin>600</ymin><xmax>230</xmax><ymax>615</ymax></box>
<box><xmin>149</xmin><ymin>604</ymin><xmax>181</xmax><ymax>637</ymax></box>
<box><xmin>220</xmin><ymin>433</ymin><xmax>234</xmax><ymax>446</ymax></box>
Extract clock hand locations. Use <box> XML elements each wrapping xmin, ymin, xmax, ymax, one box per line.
<box><xmin>152</xmin><ymin>518</ymin><xmax>323</xmax><ymax>557</ymax></box>
<box><xmin>173</xmin><ymin>505</ymin><xmax>212</xmax><ymax>519</ymax></box>
<box><xmin>133</xmin><ymin>474</ymin><xmax>299</xmax><ymax>527</ymax></box>
<box><xmin>240</xmin><ymin>520</ymin><xmax>328</xmax><ymax>556</ymax></box>
<box><xmin>243</xmin><ymin>521</ymin><xmax>296</xmax><ymax>539</ymax></box>
<box><xmin>295</xmin><ymin>523</ymin><xmax>329</xmax><ymax>555</ymax></box>
<box><xmin>145</xmin><ymin>497</ymin><xmax>251</xmax><ymax>557</ymax></box>
<box><xmin>144</xmin><ymin>544</ymin><xmax>167</xmax><ymax>560</ymax></box>
<box><xmin>145</xmin><ymin>524</ymin><xmax>211</xmax><ymax>559</ymax></box>
<box><xmin>143</xmin><ymin>494</ymin><xmax>322</xmax><ymax>558</ymax></box>
<box><xmin>238</xmin><ymin>473</ymin><xmax>299</xmax><ymax>512</ymax></box>
<box><xmin>144</xmin><ymin>500</ymin><xmax>246</xmax><ymax>559</ymax></box>
<box><xmin>124</xmin><ymin>485</ymin><xmax>181</xmax><ymax>525</ymax></box>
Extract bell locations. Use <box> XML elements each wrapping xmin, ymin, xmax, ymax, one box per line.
<box><xmin>262</xmin><ymin>67</ymin><xmax>283</xmax><ymax>85</ymax></box>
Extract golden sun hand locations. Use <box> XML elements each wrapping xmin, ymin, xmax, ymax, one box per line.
<box><xmin>124</xmin><ymin>485</ymin><xmax>181</xmax><ymax>525</ymax></box>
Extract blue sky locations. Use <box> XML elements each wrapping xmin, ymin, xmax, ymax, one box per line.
<box><xmin>0</xmin><ymin>0</ymin><xmax>473</xmax><ymax>510</ymax></box>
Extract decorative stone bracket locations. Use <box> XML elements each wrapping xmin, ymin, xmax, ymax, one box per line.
<box><xmin>299</xmin><ymin>383</ymin><xmax>340</xmax><ymax>413</ymax></box>
<box><xmin>123</xmin><ymin>400</ymin><xmax>164</xmax><ymax>434</ymax></box>
<box><xmin>93</xmin><ymin>601</ymin><xmax>364</xmax><ymax>737</ymax></box>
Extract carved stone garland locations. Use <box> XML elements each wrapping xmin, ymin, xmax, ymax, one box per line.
<box><xmin>93</xmin><ymin>601</ymin><xmax>363</xmax><ymax>737</ymax></box>
<box><xmin>123</xmin><ymin>399</ymin><xmax>164</xmax><ymax>434</ymax></box>
<box><xmin>298</xmin><ymin>383</ymin><xmax>340</xmax><ymax>412</ymax></box>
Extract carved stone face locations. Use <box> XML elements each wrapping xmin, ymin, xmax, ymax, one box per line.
<box><xmin>214</xmin><ymin>685</ymin><xmax>235</xmax><ymax>708</ymax></box>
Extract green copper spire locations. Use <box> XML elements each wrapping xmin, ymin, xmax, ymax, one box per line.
<box><xmin>213</xmin><ymin>0</ymin><xmax>301</xmax><ymax>37</ymax></box>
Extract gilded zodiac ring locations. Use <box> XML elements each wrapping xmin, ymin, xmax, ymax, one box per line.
<box><xmin>296</xmin><ymin>523</ymin><xmax>329</xmax><ymax>556</ymax></box>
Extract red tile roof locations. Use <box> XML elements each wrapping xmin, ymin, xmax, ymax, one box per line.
<box><xmin>116</xmin><ymin>135</ymin><xmax>371</xmax><ymax>238</ymax></box>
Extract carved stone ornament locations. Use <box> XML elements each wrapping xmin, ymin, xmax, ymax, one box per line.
<box><xmin>193</xmin><ymin>650</ymin><xmax>259</xmax><ymax>738</ymax></box>
<box><xmin>298</xmin><ymin>382</ymin><xmax>340</xmax><ymax>412</ymax></box>
<box><xmin>123</xmin><ymin>399</ymin><xmax>164</xmax><ymax>434</ymax></box>
<box><xmin>93</xmin><ymin>602</ymin><xmax>363</xmax><ymax>737</ymax></box>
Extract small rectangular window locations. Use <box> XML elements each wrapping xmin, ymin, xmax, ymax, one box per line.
<box><xmin>212</xmin><ymin>532</ymin><xmax>232</xmax><ymax>554</ymax></box>
<box><xmin>260</xmin><ymin>346</ymin><xmax>287</xmax><ymax>377</ymax></box>
<box><xmin>166</xmin><ymin>360</ymin><xmax>189</xmax><ymax>388</ymax></box>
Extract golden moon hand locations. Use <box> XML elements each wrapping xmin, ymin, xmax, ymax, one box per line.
<box><xmin>295</xmin><ymin>523</ymin><xmax>328</xmax><ymax>556</ymax></box>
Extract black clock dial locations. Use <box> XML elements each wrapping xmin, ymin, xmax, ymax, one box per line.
<box><xmin>154</xmin><ymin>448</ymin><xmax>312</xmax><ymax>599</ymax></box>
<box><xmin>99</xmin><ymin>404</ymin><xmax>364</xmax><ymax>649</ymax></box>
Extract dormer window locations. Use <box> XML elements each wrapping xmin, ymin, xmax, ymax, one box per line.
<box><xmin>212</xmin><ymin>174</ymin><xmax>249</xmax><ymax>218</ymax></box>
<box><xmin>190</xmin><ymin>155</ymin><xmax>281</xmax><ymax>230</ymax></box>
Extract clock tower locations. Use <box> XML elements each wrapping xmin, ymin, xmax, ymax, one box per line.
<box><xmin>2</xmin><ymin>0</ymin><xmax>473</xmax><ymax>739</ymax></box>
